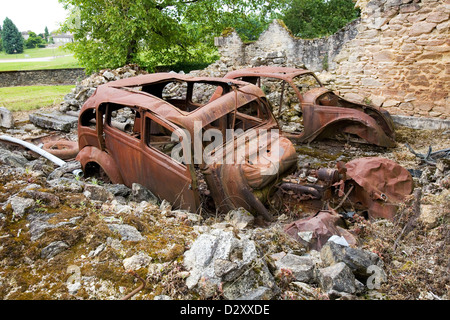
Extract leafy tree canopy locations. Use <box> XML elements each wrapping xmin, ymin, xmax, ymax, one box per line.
<box><xmin>2</xmin><ymin>17</ymin><xmax>24</xmax><ymax>54</ymax></box>
<box><xmin>25</xmin><ymin>31</ymin><xmax>46</xmax><ymax>48</ymax></box>
<box><xmin>59</xmin><ymin>0</ymin><xmax>285</xmax><ymax>73</ymax></box>
<box><xmin>280</xmin><ymin>0</ymin><xmax>360</xmax><ymax>39</ymax></box>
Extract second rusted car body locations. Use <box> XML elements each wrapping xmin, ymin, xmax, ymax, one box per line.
<box><xmin>77</xmin><ymin>73</ymin><xmax>298</xmax><ymax>220</ymax></box>
<box><xmin>221</xmin><ymin>67</ymin><xmax>396</xmax><ymax>147</ymax></box>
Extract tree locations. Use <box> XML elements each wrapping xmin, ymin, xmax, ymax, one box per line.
<box><xmin>280</xmin><ymin>0</ymin><xmax>360</xmax><ymax>39</ymax></box>
<box><xmin>25</xmin><ymin>31</ymin><xmax>45</xmax><ymax>48</ymax></box>
<box><xmin>2</xmin><ymin>17</ymin><xmax>24</xmax><ymax>54</ymax></box>
<box><xmin>59</xmin><ymin>0</ymin><xmax>286</xmax><ymax>73</ymax></box>
<box><xmin>44</xmin><ymin>26</ymin><xmax>49</xmax><ymax>42</ymax></box>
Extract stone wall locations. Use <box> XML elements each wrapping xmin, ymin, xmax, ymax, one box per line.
<box><xmin>213</xmin><ymin>0</ymin><xmax>449</xmax><ymax>119</ymax></box>
<box><xmin>0</xmin><ymin>68</ymin><xmax>86</xmax><ymax>87</ymax></box>
<box><xmin>215</xmin><ymin>19</ymin><xmax>360</xmax><ymax>71</ymax></box>
<box><xmin>333</xmin><ymin>0</ymin><xmax>449</xmax><ymax>119</ymax></box>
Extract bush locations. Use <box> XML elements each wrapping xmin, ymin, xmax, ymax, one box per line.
<box><xmin>281</xmin><ymin>0</ymin><xmax>360</xmax><ymax>39</ymax></box>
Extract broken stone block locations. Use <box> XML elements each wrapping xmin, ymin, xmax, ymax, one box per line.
<box><xmin>225</xmin><ymin>207</ymin><xmax>254</xmax><ymax>229</ymax></box>
<box><xmin>107</xmin><ymin>223</ymin><xmax>144</xmax><ymax>241</ymax></box>
<box><xmin>41</xmin><ymin>241</ymin><xmax>69</xmax><ymax>259</ymax></box>
<box><xmin>0</xmin><ymin>148</ymin><xmax>28</xmax><ymax>168</ymax></box>
<box><xmin>274</xmin><ymin>253</ymin><xmax>316</xmax><ymax>283</ymax></box>
<box><xmin>29</xmin><ymin>111</ymin><xmax>78</xmax><ymax>132</ymax></box>
<box><xmin>0</xmin><ymin>107</ymin><xmax>14</xmax><ymax>128</ymax></box>
<box><xmin>318</xmin><ymin>262</ymin><xmax>356</xmax><ymax>295</ymax></box>
<box><xmin>183</xmin><ymin>228</ymin><xmax>277</xmax><ymax>299</ymax></box>
<box><xmin>131</xmin><ymin>183</ymin><xmax>158</xmax><ymax>204</ymax></box>
<box><xmin>83</xmin><ymin>184</ymin><xmax>112</xmax><ymax>202</ymax></box>
<box><xmin>102</xmin><ymin>71</ymin><xmax>115</xmax><ymax>81</ymax></box>
<box><xmin>320</xmin><ymin>241</ymin><xmax>382</xmax><ymax>279</ymax></box>
<box><xmin>236</xmin><ymin>286</ymin><xmax>272</xmax><ymax>300</ymax></box>
<box><xmin>123</xmin><ymin>252</ymin><xmax>152</xmax><ymax>271</ymax></box>
<box><xmin>6</xmin><ymin>196</ymin><xmax>34</xmax><ymax>218</ymax></box>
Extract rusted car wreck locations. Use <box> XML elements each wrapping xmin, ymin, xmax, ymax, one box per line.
<box><xmin>221</xmin><ymin>67</ymin><xmax>396</xmax><ymax>147</ymax></box>
<box><xmin>76</xmin><ymin>72</ymin><xmax>410</xmax><ymax>223</ymax></box>
<box><xmin>77</xmin><ymin>73</ymin><xmax>298</xmax><ymax>221</ymax></box>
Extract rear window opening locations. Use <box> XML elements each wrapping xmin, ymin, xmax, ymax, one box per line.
<box><xmin>107</xmin><ymin>104</ymin><xmax>141</xmax><ymax>139</ymax></box>
<box><xmin>140</xmin><ymin>80</ymin><xmax>228</xmax><ymax>113</ymax></box>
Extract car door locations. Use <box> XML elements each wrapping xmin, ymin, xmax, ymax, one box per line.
<box><xmin>140</xmin><ymin>112</ymin><xmax>200</xmax><ymax>212</ymax></box>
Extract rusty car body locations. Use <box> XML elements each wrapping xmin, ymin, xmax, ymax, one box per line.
<box><xmin>76</xmin><ymin>73</ymin><xmax>298</xmax><ymax>220</ymax></box>
<box><xmin>219</xmin><ymin>67</ymin><xmax>396</xmax><ymax>148</ymax></box>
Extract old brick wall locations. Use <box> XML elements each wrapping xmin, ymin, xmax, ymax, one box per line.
<box><xmin>0</xmin><ymin>68</ymin><xmax>86</xmax><ymax>87</ymax></box>
<box><xmin>213</xmin><ymin>0</ymin><xmax>449</xmax><ymax>119</ymax></box>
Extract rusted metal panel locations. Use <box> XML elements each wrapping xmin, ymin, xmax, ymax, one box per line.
<box><xmin>284</xmin><ymin>209</ymin><xmax>357</xmax><ymax>250</ymax></box>
<box><xmin>344</xmin><ymin>157</ymin><xmax>414</xmax><ymax>220</ymax></box>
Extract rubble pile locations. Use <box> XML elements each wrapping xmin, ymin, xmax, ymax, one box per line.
<box><xmin>59</xmin><ymin>64</ymin><xmax>148</xmax><ymax>113</ymax></box>
<box><xmin>0</xmin><ymin>121</ymin><xmax>448</xmax><ymax>300</ymax></box>
<box><xmin>0</xmin><ymin>146</ymin><xmax>391</xmax><ymax>300</ymax></box>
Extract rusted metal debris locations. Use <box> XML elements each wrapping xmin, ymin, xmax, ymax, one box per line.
<box><xmin>344</xmin><ymin>157</ymin><xmax>414</xmax><ymax>220</ymax></box>
<box><xmin>221</xmin><ymin>66</ymin><xmax>396</xmax><ymax>148</ymax></box>
<box><xmin>42</xmin><ymin>140</ymin><xmax>79</xmax><ymax>160</ymax></box>
<box><xmin>405</xmin><ymin>143</ymin><xmax>450</xmax><ymax>166</ymax></box>
<box><xmin>121</xmin><ymin>270</ymin><xmax>146</xmax><ymax>300</ymax></box>
<box><xmin>279</xmin><ymin>157</ymin><xmax>413</xmax><ymax>221</ymax></box>
<box><xmin>282</xmin><ymin>157</ymin><xmax>413</xmax><ymax>248</ymax></box>
<box><xmin>284</xmin><ymin>209</ymin><xmax>357</xmax><ymax>251</ymax></box>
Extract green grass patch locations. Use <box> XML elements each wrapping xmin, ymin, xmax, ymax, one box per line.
<box><xmin>0</xmin><ymin>55</ymin><xmax>81</xmax><ymax>72</ymax></box>
<box><xmin>0</xmin><ymin>47</ymin><xmax>72</xmax><ymax>60</ymax></box>
<box><xmin>0</xmin><ymin>85</ymin><xmax>74</xmax><ymax>112</ymax></box>
<box><xmin>0</xmin><ymin>47</ymin><xmax>81</xmax><ymax>71</ymax></box>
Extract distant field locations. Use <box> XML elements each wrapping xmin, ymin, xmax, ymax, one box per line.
<box><xmin>0</xmin><ymin>47</ymin><xmax>72</xmax><ymax>60</ymax></box>
<box><xmin>0</xmin><ymin>47</ymin><xmax>81</xmax><ymax>71</ymax></box>
<box><xmin>0</xmin><ymin>85</ymin><xmax>74</xmax><ymax>112</ymax></box>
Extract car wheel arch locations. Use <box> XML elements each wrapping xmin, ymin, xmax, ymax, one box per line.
<box><xmin>76</xmin><ymin>146</ymin><xmax>125</xmax><ymax>184</ymax></box>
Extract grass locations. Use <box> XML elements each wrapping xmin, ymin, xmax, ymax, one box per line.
<box><xmin>0</xmin><ymin>85</ymin><xmax>74</xmax><ymax>112</ymax></box>
<box><xmin>0</xmin><ymin>47</ymin><xmax>81</xmax><ymax>71</ymax></box>
<box><xmin>0</xmin><ymin>56</ymin><xmax>81</xmax><ymax>71</ymax></box>
<box><xmin>0</xmin><ymin>47</ymin><xmax>72</xmax><ymax>60</ymax></box>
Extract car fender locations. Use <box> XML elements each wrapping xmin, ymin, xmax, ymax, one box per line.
<box><xmin>76</xmin><ymin>146</ymin><xmax>125</xmax><ymax>184</ymax></box>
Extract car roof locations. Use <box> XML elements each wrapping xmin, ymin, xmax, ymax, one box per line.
<box><xmin>223</xmin><ymin>66</ymin><xmax>315</xmax><ymax>81</ymax></box>
<box><xmin>80</xmin><ymin>73</ymin><xmax>267</xmax><ymax>131</ymax></box>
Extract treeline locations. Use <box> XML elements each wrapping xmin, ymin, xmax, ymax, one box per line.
<box><xmin>1</xmin><ymin>17</ymin><xmax>53</xmax><ymax>54</ymax></box>
<box><xmin>54</xmin><ymin>0</ymin><xmax>360</xmax><ymax>73</ymax></box>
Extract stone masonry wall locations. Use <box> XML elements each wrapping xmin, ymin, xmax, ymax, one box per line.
<box><xmin>215</xmin><ymin>19</ymin><xmax>360</xmax><ymax>72</ymax></box>
<box><xmin>333</xmin><ymin>0</ymin><xmax>449</xmax><ymax>119</ymax></box>
<box><xmin>0</xmin><ymin>68</ymin><xmax>86</xmax><ymax>87</ymax></box>
<box><xmin>213</xmin><ymin>0</ymin><xmax>449</xmax><ymax>119</ymax></box>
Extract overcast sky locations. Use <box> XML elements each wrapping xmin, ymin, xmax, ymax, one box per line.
<box><xmin>0</xmin><ymin>0</ymin><xmax>69</xmax><ymax>34</ymax></box>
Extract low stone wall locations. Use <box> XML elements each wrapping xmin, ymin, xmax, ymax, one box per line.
<box><xmin>0</xmin><ymin>68</ymin><xmax>86</xmax><ymax>87</ymax></box>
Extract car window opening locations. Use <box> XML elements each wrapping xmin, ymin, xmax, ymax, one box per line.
<box><xmin>108</xmin><ymin>105</ymin><xmax>141</xmax><ymax>139</ymax></box>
